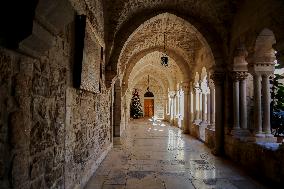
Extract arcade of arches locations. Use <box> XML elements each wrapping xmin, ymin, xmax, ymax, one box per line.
<box><xmin>1</xmin><ymin>0</ymin><xmax>284</xmax><ymax>188</ymax></box>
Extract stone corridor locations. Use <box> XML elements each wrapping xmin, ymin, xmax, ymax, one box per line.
<box><xmin>85</xmin><ymin>119</ymin><xmax>268</xmax><ymax>189</ymax></box>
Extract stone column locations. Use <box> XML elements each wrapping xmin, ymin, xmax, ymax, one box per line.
<box><xmin>239</xmin><ymin>76</ymin><xmax>248</xmax><ymax>129</ymax></box>
<box><xmin>164</xmin><ymin>96</ymin><xmax>168</xmax><ymax>120</ymax></box>
<box><xmin>189</xmin><ymin>84</ymin><xmax>194</xmax><ymax>123</ymax></box>
<box><xmin>232</xmin><ymin>75</ymin><xmax>240</xmax><ymax>130</ymax></box>
<box><xmin>192</xmin><ymin>86</ymin><xmax>196</xmax><ymax>121</ymax></box>
<box><xmin>169</xmin><ymin>91</ymin><xmax>176</xmax><ymax>125</ymax></box>
<box><xmin>182</xmin><ymin>82</ymin><xmax>190</xmax><ymax>134</ymax></box>
<box><xmin>211</xmin><ymin>71</ymin><xmax>225</xmax><ymax>155</ymax></box>
<box><xmin>231</xmin><ymin>45</ymin><xmax>249</xmax><ymax>136</ymax></box>
<box><xmin>250</xmin><ymin>51</ymin><xmax>275</xmax><ymax>140</ymax></box>
<box><xmin>253</xmin><ymin>74</ymin><xmax>263</xmax><ymax>136</ymax></box>
<box><xmin>210</xmin><ymin>87</ymin><xmax>215</xmax><ymax>126</ymax></box>
<box><xmin>262</xmin><ymin>74</ymin><xmax>272</xmax><ymax>136</ymax></box>
<box><xmin>199</xmin><ymin>91</ymin><xmax>202</xmax><ymax>121</ymax></box>
<box><xmin>207</xmin><ymin>91</ymin><xmax>211</xmax><ymax>124</ymax></box>
<box><xmin>201</xmin><ymin>93</ymin><xmax>207</xmax><ymax>124</ymax></box>
<box><xmin>194</xmin><ymin>87</ymin><xmax>200</xmax><ymax>122</ymax></box>
<box><xmin>171</xmin><ymin>96</ymin><xmax>175</xmax><ymax>124</ymax></box>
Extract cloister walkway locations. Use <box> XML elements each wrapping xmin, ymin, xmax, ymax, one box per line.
<box><xmin>85</xmin><ymin>119</ymin><xmax>268</xmax><ymax>189</ymax></box>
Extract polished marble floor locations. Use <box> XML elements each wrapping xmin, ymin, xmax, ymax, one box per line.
<box><xmin>85</xmin><ymin>118</ymin><xmax>268</xmax><ymax>189</ymax></box>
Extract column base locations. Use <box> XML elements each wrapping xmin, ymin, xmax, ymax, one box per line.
<box><xmin>255</xmin><ymin>137</ymin><xmax>277</xmax><ymax>143</ymax></box>
<box><xmin>231</xmin><ymin>128</ymin><xmax>250</xmax><ymax>137</ymax></box>
<box><xmin>254</xmin><ymin>133</ymin><xmax>277</xmax><ymax>143</ymax></box>
<box><xmin>265</xmin><ymin>133</ymin><xmax>274</xmax><ymax>138</ymax></box>
<box><xmin>231</xmin><ymin>129</ymin><xmax>254</xmax><ymax>142</ymax></box>
<box><xmin>255</xmin><ymin>132</ymin><xmax>266</xmax><ymax>138</ymax></box>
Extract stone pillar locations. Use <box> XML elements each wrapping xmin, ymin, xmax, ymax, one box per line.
<box><xmin>194</xmin><ymin>87</ymin><xmax>200</xmax><ymax>123</ymax></box>
<box><xmin>211</xmin><ymin>71</ymin><xmax>225</xmax><ymax>155</ymax></box>
<box><xmin>192</xmin><ymin>86</ymin><xmax>196</xmax><ymax>121</ymax></box>
<box><xmin>262</xmin><ymin>74</ymin><xmax>272</xmax><ymax>136</ymax></box>
<box><xmin>113</xmin><ymin>80</ymin><xmax>122</xmax><ymax>137</ymax></box>
<box><xmin>240</xmin><ymin>77</ymin><xmax>248</xmax><ymax>129</ymax></box>
<box><xmin>199</xmin><ymin>91</ymin><xmax>202</xmax><ymax>121</ymax></box>
<box><xmin>250</xmin><ymin>51</ymin><xmax>275</xmax><ymax>141</ymax></box>
<box><xmin>189</xmin><ymin>84</ymin><xmax>194</xmax><ymax>123</ymax></box>
<box><xmin>251</xmin><ymin>51</ymin><xmax>276</xmax><ymax>142</ymax></box>
<box><xmin>231</xmin><ymin>72</ymin><xmax>250</xmax><ymax>137</ymax></box>
<box><xmin>181</xmin><ymin>82</ymin><xmax>190</xmax><ymax>134</ymax></box>
<box><xmin>210</xmin><ymin>87</ymin><xmax>215</xmax><ymax>126</ymax></box>
<box><xmin>171</xmin><ymin>96</ymin><xmax>175</xmax><ymax>124</ymax></box>
<box><xmin>169</xmin><ymin>91</ymin><xmax>176</xmax><ymax>125</ymax></box>
<box><xmin>232</xmin><ymin>76</ymin><xmax>240</xmax><ymax>130</ymax></box>
<box><xmin>253</xmin><ymin>74</ymin><xmax>263</xmax><ymax>136</ymax></box>
<box><xmin>164</xmin><ymin>96</ymin><xmax>168</xmax><ymax>120</ymax></box>
<box><xmin>201</xmin><ymin>93</ymin><xmax>207</xmax><ymax>124</ymax></box>
<box><xmin>207</xmin><ymin>92</ymin><xmax>211</xmax><ymax>124</ymax></box>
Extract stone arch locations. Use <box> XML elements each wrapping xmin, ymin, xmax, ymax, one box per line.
<box><xmin>129</xmin><ymin>65</ymin><xmax>171</xmax><ymax>91</ymax></box>
<box><xmin>106</xmin><ymin>11</ymin><xmax>224</xmax><ymax>78</ymax></box>
<box><xmin>254</xmin><ymin>28</ymin><xmax>276</xmax><ymax>58</ymax></box>
<box><xmin>123</xmin><ymin>51</ymin><xmax>184</xmax><ymax>94</ymax></box>
<box><xmin>131</xmin><ymin>73</ymin><xmax>167</xmax><ymax>95</ymax></box>
<box><xmin>122</xmin><ymin>48</ymin><xmax>186</xmax><ymax>95</ymax></box>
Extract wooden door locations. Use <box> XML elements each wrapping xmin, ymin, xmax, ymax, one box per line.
<box><xmin>144</xmin><ymin>99</ymin><xmax>154</xmax><ymax>117</ymax></box>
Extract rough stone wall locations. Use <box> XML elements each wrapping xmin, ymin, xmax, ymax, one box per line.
<box><xmin>0</xmin><ymin>49</ymin><xmax>35</xmax><ymax>189</ymax></box>
<box><xmin>0</xmin><ymin>32</ymin><xmax>69</xmax><ymax>189</ymax></box>
<box><xmin>224</xmin><ymin>136</ymin><xmax>284</xmax><ymax>185</ymax></box>
<box><xmin>65</xmin><ymin>88</ymin><xmax>111</xmax><ymax>189</ymax></box>
<box><xmin>0</xmin><ymin>19</ymin><xmax>111</xmax><ymax>189</ymax></box>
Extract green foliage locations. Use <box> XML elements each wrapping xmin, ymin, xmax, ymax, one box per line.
<box><xmin>271</xmin><ymin>73</ymin><xmax>284</xmax><ymax>112</ymax></box>
<box><xmin>271</xmin><ymin>70</ymin><xmax>284</xmax><ymax>136</ymax></box>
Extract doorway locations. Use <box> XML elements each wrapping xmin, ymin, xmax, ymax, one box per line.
<box><xmin>144</xmin><ymin>99</ymin><xmax>154</xmax><ymax>117</ymax></box>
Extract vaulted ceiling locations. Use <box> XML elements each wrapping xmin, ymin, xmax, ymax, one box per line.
<box><xmin>103</xmin><ymin>0</ymin><xmax>241</xmax><ymax>69</ymax></box>
<box><xmin>118</xmin><ymin>13</ymin><xmax>203</xmax><ymax>75</ymax></box>
<box><xmin>127</xmin><ymin>51</ymin><xmax>183</xmax><ymax>92</ymax></box>
<box><xmin>104</xmin><ymin>0</ymin><xmax>239</xmax><ymax>42</ymax></box>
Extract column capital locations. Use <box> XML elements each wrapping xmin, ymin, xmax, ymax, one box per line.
<box><xmin>168</xmin><ymin>91</ymin><xmax>176</xmax><ymax>98</ymax></box>
<box><xmin>230</xmin><ymin>71</ymin><xmax>248</xmax><ymax>81</ymax></box>
<box><xmin>249</xmin><ymin>54</ymin><xmax>276</xmax><ymax>75</ymax></box>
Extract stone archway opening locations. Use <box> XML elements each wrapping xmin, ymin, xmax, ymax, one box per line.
<box><xmin>115</xmin><ymin>12</ymin><xmax>218</xmax><ymax>143</ymax></box>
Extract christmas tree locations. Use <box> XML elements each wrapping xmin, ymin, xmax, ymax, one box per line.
<box><xmin>130</xmin><ymin>89</ymin><xmax>143</xmax><ymax>119</ymax></box>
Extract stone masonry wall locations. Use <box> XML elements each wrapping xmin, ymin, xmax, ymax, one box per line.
<box><xmin>0</xmin><ymin>19</ymin><xmax>111</xmax><ymax>189</ymax></box>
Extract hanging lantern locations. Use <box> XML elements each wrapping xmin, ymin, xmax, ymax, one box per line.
<box><xmin>161</xmin><ymin>32</ymin><xmax>169</xmax><ymax>67</ymax></box>
<box><xmin>161</xmin><ymin>54</ymin><xmax>169</xmax><ymax>67</ymax></box>
<box><xmin>144</xmin><ymin>75</ymin><xmax>154</xmax><ymax>97</ymax></box>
